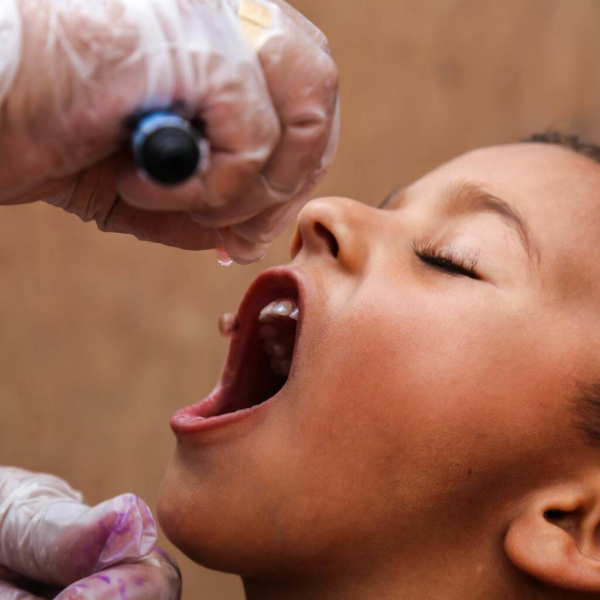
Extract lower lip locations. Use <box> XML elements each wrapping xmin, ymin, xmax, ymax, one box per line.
<box><xmin>170</xmin><ymin>385</ymin><xmax>279</xmax><ymax>436</ymax></box>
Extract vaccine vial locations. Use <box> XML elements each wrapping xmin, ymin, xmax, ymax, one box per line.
<box><xmin>131</xmin><ymin>111</ymin><xmax>205</xmax><ymax>186</ymax></box>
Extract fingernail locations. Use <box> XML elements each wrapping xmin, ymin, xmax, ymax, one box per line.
<box><xmin>218</xmin><ymin>313</ymin><xmax>239</xmax><ymax>337</ymax></box>
<box><xmin>152</xmin><ymin>547</ymin><xmax>182</xmax><ymax>578</ymax></box>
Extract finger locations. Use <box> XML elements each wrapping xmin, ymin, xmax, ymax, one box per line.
<box><xmin>10</xmin><ymin>492</ymin><xmax>156</xmax><ymax>586</ymax></box>
<box><xmin>0</xmin><ymin>468</ymin><xmax>156</xmax><ymax>586</ymax></box>
<box><xmin>98</xmin><ymin>197</ymin><xmax>220</xmax><ymax>250</ymax></box>
<box><xmin>0</xmin><ymin>468</ymin><xmax>82</xmax><ymax>581</ymax></box>
<box><xmin>116</xmin><ymin>0</ymin><xmax>280</xmax><ymax>213</ymax></box>
<box><xmin>213</xmin><ymin>188</ymin><xmax>312</xmax><ymax>265</ymax></box>
<box><xmin>255</xmin><ymin>1</ymin><xmax>338</xmax><ymax>196</ymax></box>
<box><xmin>117</xmin><ymin>153</ymin><xmax>265</xmax><ymax>227</ymax></box>
<box><xmin>0</xmin><ymin>580</ymin><xmax>44</xmax><ymax>600</ymax></box>
<box><xmin>54</xmin><ymin>550</ymin><xmax>181</xmax><ymax>600</ymax></box>
<box><xmin>219</xmin><ymin>227</ymin><xmax>271</xmax><ymax>265</ymax></box>
<box><xmin>229</xmin><ymin>190</ymin><xmax>312</xmax><ymax>247</ymax></box>
<box><xmin>45</xmin><ymin>157</ymin><xmax>219</xmax><ymax>250</ymax></box>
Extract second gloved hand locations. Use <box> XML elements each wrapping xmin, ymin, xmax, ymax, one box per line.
<box><xmin>0</xmin><ymin>467</ymin><xmax>181</xmax><ymax>600</ymax></box>
<box><xmin>0</xmin><ymin>0</ymin><xmax>339</xmax><ymax>264</ymax></box>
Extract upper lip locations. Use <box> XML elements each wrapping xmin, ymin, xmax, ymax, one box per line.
<box><xmin>221</xmin><ymin>266</ymin><xmax>305</xmax><ymax>390</ymax></box>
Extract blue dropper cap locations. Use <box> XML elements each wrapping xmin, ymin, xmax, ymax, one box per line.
<box><xmin>131</xmin><ymin>111</ymin><xmax>203</xmax><ymax>186</ymax></box>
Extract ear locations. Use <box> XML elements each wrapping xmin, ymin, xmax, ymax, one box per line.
<box><xmin>504</xmin><ymin>482</ymin><xmax>600</xmax><ymax>593</ymax></box>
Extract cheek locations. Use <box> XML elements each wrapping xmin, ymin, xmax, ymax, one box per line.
<box><xmin>300</xmin><ymin>285</ymin><xmax>565</xmax><ymax>491</ymax></box>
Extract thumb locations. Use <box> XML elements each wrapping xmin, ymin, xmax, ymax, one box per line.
<box><xmin>0</xmin><ymin>468</ymin><xmax>157</xmax><ymax>587</ymax></box>
<box><xmin>52</xmin><ymin>493</ymin><xmax>158</xmax><ymax>579</ymax></box>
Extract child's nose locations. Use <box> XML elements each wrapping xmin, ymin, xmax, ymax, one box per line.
<box><xmin>290</xmin><ymin>196</ymin><xmax>374</xmax><ymax>270</ymax></box>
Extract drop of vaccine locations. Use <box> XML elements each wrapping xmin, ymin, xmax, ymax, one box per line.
<box><xmin>216</xmin><ymin>247</ymin><xmax>233</xmax><ymax>267</ymax></box>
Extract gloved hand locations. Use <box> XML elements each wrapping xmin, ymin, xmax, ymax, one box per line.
<box><xmin>0</xmin><ymin>467</ymin><xmax>181</xmax><ymax>600</ymax></box>
<box><xmin>0</xmin><ymin>0</ymin><xmax>339</xmax><ymax>264</ymax></box>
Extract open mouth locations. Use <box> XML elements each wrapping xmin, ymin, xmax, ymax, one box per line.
<box><xmin>172</xmin><ymin>268</ymin><xmax>303</xmax><ymax>428</ymax></box>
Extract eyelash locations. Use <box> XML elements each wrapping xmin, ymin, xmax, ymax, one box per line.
<box><xmin>411</xmin><ymin>239</ymin><xmax>481</xmax><ymax>280</ymax></box>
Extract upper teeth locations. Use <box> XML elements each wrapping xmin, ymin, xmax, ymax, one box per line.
<box><xmin>259</xmin><ymin>298</ymin><xmax>299</xmax><ymax>322</ymax></box>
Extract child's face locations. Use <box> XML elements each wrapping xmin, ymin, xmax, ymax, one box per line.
<box><xmin>159</xmin><ymin>143</ymin><xmax>600</xmax><ymax>581</ymax></box>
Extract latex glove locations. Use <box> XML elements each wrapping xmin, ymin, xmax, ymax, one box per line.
<box><xmin>0</xmin><ymin>0</ymin><xmax>339</xmax><ymax>264</ymax></box>
<box><xmin>0</xmin><ymin>468</ymin><xmax>181</xmax><ymax>600</ymax></box>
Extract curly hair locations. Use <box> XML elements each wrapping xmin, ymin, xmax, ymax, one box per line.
<box><xmin>522</xmin><ymin>130</ymin><xmax>600</xmax><ymax>164</ymax></box>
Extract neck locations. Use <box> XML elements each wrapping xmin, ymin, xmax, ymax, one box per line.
<box><xmin>241</xmin><ymin>539</ymin><xmax>537</xmax><ymax>600</ymax></box>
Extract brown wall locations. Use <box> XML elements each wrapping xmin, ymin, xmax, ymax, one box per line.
<box><xmin>2</xmin><ymin>1</ymin><xmax>600</xmax><ymax>598</ymax></box>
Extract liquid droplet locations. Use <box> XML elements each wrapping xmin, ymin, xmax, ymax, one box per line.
<box><xmin>216</xmin><ymin>247</ymin><xmax>233</xmax><ymax>267</ymax></box>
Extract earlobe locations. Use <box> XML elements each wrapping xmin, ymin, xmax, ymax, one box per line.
<box><xmin>504</xmin><ymin>485</ymin><xmax>600</xmax><ymax>593</ymax></box>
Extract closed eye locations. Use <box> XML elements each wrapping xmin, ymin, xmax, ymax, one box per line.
<box><xmin>412</xmin><ymin>240</ymin><xmax>481</xmax><ymax>280</ymax></box>
<box><xmin>417</xmin><ymin>252</ymin><xmax>479</xmax><ymax>279</ymax></box>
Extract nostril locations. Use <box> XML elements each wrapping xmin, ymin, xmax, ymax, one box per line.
<box><xmin>314</xmin><ymin>222</ymin><xmax>339</xmax><ymax>258</ymax></box>
<box><xmin>544</xmin><ymin>510</ymin><xmax>568</xmax><ymax>522</ymax></box>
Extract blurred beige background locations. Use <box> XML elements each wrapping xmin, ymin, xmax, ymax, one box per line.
<box><xmin>2</xmin><ymin>0</ymin><xmax>600</xmax><ymax>598</ymax></box>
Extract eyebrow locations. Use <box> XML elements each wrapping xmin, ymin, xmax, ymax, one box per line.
<box><xmin>380</xmin><ymin>181</ymin><xmax>542</xmax><ymax>269</ymax></box>
<box><xmin>445</xmin><ymin>181</ymin><xmax>542</xmax><ymax>268</ymax></box>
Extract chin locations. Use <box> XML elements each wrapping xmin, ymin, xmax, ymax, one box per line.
<box><xmin>157</xmin><ymin>457</ymin><xmax>280</xmax><ymax>577</ymax></box>
<box><xmin>157</xmin><ymin>463</ymin><xmax>235</xmax><ymax>572</ymax></box>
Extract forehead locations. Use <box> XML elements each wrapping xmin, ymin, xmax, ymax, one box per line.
<box><xmin>408</xmin><ymin>143</ymin><xmax>600</xmax><ymax>304</ymax></box>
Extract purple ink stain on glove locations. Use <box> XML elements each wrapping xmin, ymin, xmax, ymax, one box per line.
<box><xmin>94</xmin><ymin>494</ymin><xmax>157</xmax><ymax>573</ymax></box>
<box><xmin>117</xmin><ymin>577</ymin><xmax>127</xmax><ymax>600</ymax></box>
